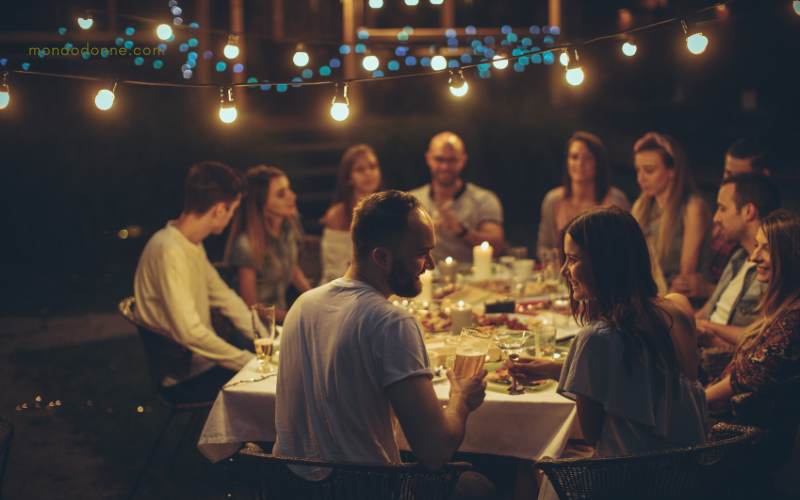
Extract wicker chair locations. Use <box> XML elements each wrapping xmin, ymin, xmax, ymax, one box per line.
<box><xmin>238</xmin><ymin>443</ymin><xmax>472</xmax><ymax>500</ymax></box>
<box><xmin>0</xmin><ymin>417</ymin><xmax>14</xmax><ymax>500</ymax></box>
<box><xmin>535</xmin><ymin>424</ymin><xmax>765</xmax><ymax>500</ymax></box>
<box><xmin>119</xmin><ymin>297</ymin><xmax>217</xmax><ymax>500</ymax></box>
<box><xmin>698</xmin><ymin>346</ymin><xmax>736</xmax><ymax>384</ymax></box>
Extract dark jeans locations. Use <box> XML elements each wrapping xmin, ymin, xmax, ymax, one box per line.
<box><xmin>159</xmin><ymin>365</ymin><xmax>238</xmax><ymax>406</ymax></box>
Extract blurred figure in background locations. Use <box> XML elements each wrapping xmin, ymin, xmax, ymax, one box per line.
<box><xmin>224</xmin><ymin>166</ymin><xmax>312</xmax><ymax>324</ymax></box>
<box><xmin>536</xmin><ymin>131</ymin><xmax>631</xmax><ymax>261</ymax></box>
<box><xmin>632</xmin><ymin>132</ymin><xmax>711</xmax><ymax>295</ymax></box>
<box><xmin>319</xmin><ymin>144</ymin><xmax>385</xmax><ymax>284</ymax></box>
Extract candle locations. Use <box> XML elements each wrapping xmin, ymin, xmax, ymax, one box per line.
<box><xmin>418</xmin><ymin>269</ymin><xmax>433</xmax><ymax>302</ymax></box>
<box><xmin>439</xmin><ymin>256</ymin><xmax>458</xmax><ymax>282</ymax></box>
<box><xmin>473</xmin><ymin>241</ymin><xmax>493</xmax><ymax>280</ymax></box>
<box><xmin>450</xmin><ymin>300</ymin><xmax>473</xmax><ymax>336</ymax></box>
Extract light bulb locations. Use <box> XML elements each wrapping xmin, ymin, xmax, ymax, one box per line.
<box><xmin>492</xmin><ymin>54</ymin><xmax>509</xmax><ymax>69</ymax></box>
<box><xmin>331</xmin><ymin>103</ymin><xmax>349</xmax><ymax>121</ymax></box>
<box><xmin>686</xmin><ymin>33</ymin><xmax>708</xmax><ymax>54</ymax></box>
<box><xmin>293</xmin><ymin>43</ymin><xmax>309</xmax><ymax>67</ymax></box>
<box><xmin>622</xmin><ymin>42</ymin><xmax>637</xmax><ymax>56</ymax></box>
<box><xmin>0</xmin><ymin>91</ymin><xmax>8</xmax><ymax>110</ymax></box>
<box><xmin>449</xmin><ymin>69</ymin><xmax>468</xmax><ymax>96</ymax></box>
<box><xmin>369</xmin><ymin>0</ymin><xmax>383</xmax><ymax>7</ymax></box>
<box><xmin>794</xmin><ymin>1</ymin><xmax>800</xmax><ymax>15</ymax></box>
<box><xmin>156</xmin><ymin>24</ymin><xmax>173</xmax><ymax>40</ymax></box>
<box><xmin>450</xmin><ymin>81</ymin><xmax>468</xmax><ymax>97</ymax></box>
<box><xmin>78</xmin><ymin>13</ymin><xmax>93</xmax><ymax>30</ymax></box>
<box><xmin>430</xmin><ymin>55</ymin><xmax>447</xmax><ymax>71</ymax></box>
<box><xmin>224</xmin><ymin>34</ymin><xmax>240</xmax><ymax>59</ymax></box>
<box><xmin>95</xmin><ymin>89</ymin><xmax>115</xmax><ymax>110</ymax></box>
<box><xmin>405</xmin><ymin>0</ymin><xmax>419</xmax><ymax>5</ymax></box>
<box><xmin>566</xmin><ymin>68</ymin><xmax>584</xmax><ymax>86</ymax></box>
<box><xmin>362</xmin><ymin>55</ymin><xmax>379</xmax><ymax>71</ymax></box>
<box><xmin>559</xmin><ymin>52</ymin><xmax>569</xmax><ymax>66</ymax></box>
<box><xmin>219</xmin><ymin>107</ymin><xmax>237</xmax><ymax>123</ymax></box>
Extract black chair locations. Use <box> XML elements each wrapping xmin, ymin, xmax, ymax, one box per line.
<box><xmin>119</xmin><ymin>297</ymin><xmax>217</xmax><ymax>500</ymax></box>
<box><xmin>0</xmin><ymin>417</ymin><xmax>14</xmax><ymax>500</ymax></box>
<box><xmin>535</xmin><ymin>423</ymin><xmax>765</xmax><ymax>500</ymax></box>
<box><xmin>238</xmin><ymin>443</ymin><xmax>472</xmax><ymax>500</ymax></box>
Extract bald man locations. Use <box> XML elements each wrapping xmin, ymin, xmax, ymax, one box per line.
<box><xmin>410</xmin><ymin>132</ymin><xmax>504</xmax><ymax>262</ymax></box>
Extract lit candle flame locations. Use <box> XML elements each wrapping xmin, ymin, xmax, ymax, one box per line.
<box><xmin>445</xmin><ymin>256</ymin><xmax>453</xmax><ymax>264</ymax></box>
<box><xmin>458</xmin><ymin>300</ymin><xmax>465</xmax><ymax>307</ymax></box>
<box><xmin>480</xmin><ymin>241</ymin><xmax>489</xmax><ymax>250</ymax></box>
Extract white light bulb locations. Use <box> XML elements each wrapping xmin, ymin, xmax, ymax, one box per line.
<box><xmin>622</xmin><ymin>42</ymin><xmax>637</xmax><ymax>57</ymax></box>
<box><xmin>156</xmin><ymin>24</ymin><xmax>173</xmax><ymax>41</ymax></box>
<box><xmin>293</xmin><ymin>51</ymin><xmax>310</xmax><ymax>67</ymax></box>
<box><xmin>430</xmin><ymin>0</ymin><xmax>443</xmax><ymax>3</ymax></box>
<box><xmin>0</xmin><ymin>91</ymin><xmax>9</xmax><ymax>110</ymax></box>
<box><xmin>794</xmin><ymin>1</ymin><xmax>800</xmax><ymax>15</ymax></box>
<box><xmin>219</xmin><ymin>106</ymin><xmax>237</xmax><ymax>123</ymax></box>
<box><xmin>405</xmin><ymin>0</ymin><xmax>419</xmax><ymax>5</ymax></box>
<box><xmin>78</xmin><ymin>17</ymin><xmax>93</xmax><ymax>29</ymax></box>
<box><xmin>224</xmin><ymin>44</ymin><xmax>240</xmax><ymax>59</ymax></box>
<box><xmin>566</xmin><ymin>68</ymin><xmax>584</xmax><ymax>86</ymax></box>
<box><xmin>430</xmin><ymin>55</ymin><xmax>447</xmax><ymax>71</ymax></box>
<box><xmin>449</xmin><ymin>81</ymin><xmax>468</xmax><ymax>97</ymax></box>
<box><xmin>95</xmin><ymin>89</ymin><xmax>115</xmax><ymax>110</ymax></box>
<box><xmin>368</xmin><ymin>0</ymin><xmax>383</xmax><ymax>7</ymax></box>
<box><xmin>362</xmin><ymin>55</ymin><xmax>379</xmax><ymax>71</ymax></box>
<box><xmin>686</xmin><ymin>33</ymin><xmax>708</xmax><ymax>54</ymax></box>
<box><xmin>331</xmin><ymin>102</ymin><xmax>350</xmax><ymax>121</ymax></box>
<box><xmin>492</xmin><ymin>55</ymin><xmax>509</xmax><ymax>69</ymax></box>
<box><xmin>559</xmin><ymin>52</ymin><xmax>569</xmax><ymax>66</ymax></box>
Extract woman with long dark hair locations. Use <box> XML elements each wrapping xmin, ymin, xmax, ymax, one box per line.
<box><xmin>509</xmin><ymin>206</ymin><xmax>707</xmax><ymax>499</ymax></box>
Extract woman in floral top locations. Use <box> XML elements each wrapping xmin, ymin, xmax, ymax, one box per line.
<box><xmin>706</xmin><ymin>209</ymin><xmax>800</xmax><ymax>416</ymax></box>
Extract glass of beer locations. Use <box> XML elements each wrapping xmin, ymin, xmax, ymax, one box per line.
<box><xmin>453</xmin><ymin>328</ymin><xmax>491</xmax><ymax>378</ymax></box>
<box><xmin>251</xmin><ymin>304</ymin><xmax>276</xmax><ymax>373</ymax></box>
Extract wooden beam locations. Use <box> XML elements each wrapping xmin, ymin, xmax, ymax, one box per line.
<box><xmin>440</xmin><ymin>0</ymin><xmax>455</xmax><ymax>28</ymax></box>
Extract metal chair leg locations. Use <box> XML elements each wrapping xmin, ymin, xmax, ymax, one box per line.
<box><xmin>168</xmin><ymin>409</ymin><xmax>199</xmax><ymax>472</ymax></box>
<box><xmin>128</xmin><ymin>407</ymin><xmax>177</xmax><ymax>500</ymax></box>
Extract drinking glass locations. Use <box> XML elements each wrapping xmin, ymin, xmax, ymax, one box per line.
<box><xmin>530</xmin><ymin>326</ymin><xmax>556</xmax><ymax>359</ymax></box>
<box><xmin>251</xmin><ymin>304</ymin><xmax>276</xmax><ymax>373</ymax></box>
<box><xmin>491</xmin><ymin>330</ymin><xmax>531</xmax><ymax>362</ymax></box>
<box><xmin>509</xmin><ymin>247</ymin><xmax>528</xmax><ymax>260</ymax></box>
<box><xmin>453</xmin><ymin>328</ymin><xmax>491</xmax><ymax>378</ymax></box>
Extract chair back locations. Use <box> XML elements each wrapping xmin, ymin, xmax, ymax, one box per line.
<box><xmin>119</xmin><ymin>297</ymin><xmax>193</xmax><ymax>402</ymax></box>
<box><xmin>238</xmin><ymin>444</ymin><xmax>471</xmax><ymax>500</ymax></box>
<box><xmin>0</xmin><ymin>417</ymin><xmax>14</xmax><ymax>498</ymax></box>
<box><xmin>535</xmin><ymin>424</ymin><xmax>764</xmax><ymax>500</ymax></box>
<box><xmin>731</xmin><ymin>373</ymin><xmax>800</xmax><ymax>471</ymax></box>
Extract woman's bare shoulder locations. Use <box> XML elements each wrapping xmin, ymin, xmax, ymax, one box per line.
<box><xmin>659</xmin><ymin>294</ymin><xmax>696</xmax><ymax>329</ymax></box>
<box><xmin>323</xmin><ymin>202</ymin><xmax>350</xmax><ymax>230</ymax></box>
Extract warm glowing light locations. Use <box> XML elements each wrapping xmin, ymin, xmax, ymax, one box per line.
<box><xmin>95</xmin><ymin>89</ymin><xmax>115</xmax><ymax>110</ymax></box>
<box><xmin>156</xmin><ymin>24</ymin><xmax>173</xmax><ymax>40</ymax></box>
<box><xmin>480</xmin><ymin>241</ymin><xmax>489</xmax><ymax>250</ymax></box>
<box><xmin>118</xmin><ymin>229</ymin><xmax>128</xmax><ymax>239</ymax></box>
<box><xmin>78</xmin><ymin>17</ymin><xmax>93</xmax><ymax>29</ymax></box>
<box><xmin>686</xmin><ymin>33</ymin><xmax>708</xmax><ymax>54</ymax></box>
<box><xmin>293</xmin><ymin>51</ymin><xmax>309</xmax><ymax>66</ymax></box>
<box><xmin>368</xmin><ymin>0</ymin><xmax>383</xmax><ymax>7</ymax></box>
<box><xmin>445</xmin><ymin>257</ymin><xmax>453</xmax><ymax>264</ymax></box>
<box><xmin>458</xmin><ymin>300</ymin><xmax>465</xmax><ymax>307</ymax></box>
<box><xmin>430</xmin><ymin>55</ymin><xmax>447</xmax><ymax>71</ymax></box>
<box><xmin>219</xmin><ymin>106</ymin><xmax>237</xmax><ymax>123</ymax></box>
<box><xmin>362</xmin><ymin>55</ymin><xmax>379</xmax><ymax>71</ymax></box>
<box><xmin>448</xmin><ymin>70</ymin><xmax>468</xmax><ymax>96</ymax></box>
<box><xmin>794</xmin><ymin>0</ymin><xmax>800</xmax><ymax>14</ymax></box>
<box><xmin>450</xmin><ymin>81</ymin><xmax>468</xmax><ymax>96</ymax></box>
<box><xmin>559</xmin><ymin>52</ymin><xmax>568</xmax><ymax>66</ymax></box>
<box><xmin>331</xmin><ymin>102</ymin><xmax>350</xmax><ymax>121</ymax></box>
<box><xmin>492</xmin><ymin>55</ymin><xmax>509</xmax><ymax>69</ymax></box>
<box><xmin>0</xmin><ymin>90</ymin><xmax>8</xmax><ymax>110</ymax></box>
<box><xmin>622</xmin><ymin>42</ymin><xmax>637</xmax><ymax>56</ymax></box>
<box><xmin>566</xmin><ymin>68</ymin><xmax>584</xmax><ymax>86</ymax></box>
<box><xmin>405</xmin><ymin>0</ymin><xmax>419</xmax><ymax>5</ymax></box>
<box><xmin>224</xmin><ymin>44</ymin><xmax>239</xmax><ymax>59</ymax></box>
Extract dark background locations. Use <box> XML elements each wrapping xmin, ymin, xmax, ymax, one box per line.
<box><xmin>1</xmin><ymin>0</ymin><xmax>799</xmax><ymax>316</ymax></box>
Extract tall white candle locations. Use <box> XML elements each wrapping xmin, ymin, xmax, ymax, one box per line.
<box><xmin>419</xmin><ymin>269</ymin><xmax>433</xmax><ymax>302</ymax></box>
<box><xmin>439</xmin><ymin>256</ymin><xmax>458</xmax><ymax>282</ymax></box>
<box><xmin>473</xmin><ymin>241</ymin><xmax>493</xmax><ymax>280</ymax></box>
<box><xmin>450</xmin><ymin>300</ymin><xmax>473</xmax><ymax>336</ymax></box>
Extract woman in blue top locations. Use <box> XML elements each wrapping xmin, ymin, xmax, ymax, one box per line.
<box><xmin>508</xmin><ymin>205</ymin><xmax>708</xmax><ymax>499</ymax></box>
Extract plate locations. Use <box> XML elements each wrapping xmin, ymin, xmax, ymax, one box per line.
<box><xmin>483</xmin><ymin>361</ymin><xmax>553</xmax><ymax>393</ymax></box>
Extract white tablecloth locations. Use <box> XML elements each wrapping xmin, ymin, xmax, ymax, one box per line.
<box><xmin>198</xmin><ymin>357</ymin><xmax>580</xmax><ymax>464</ymax></box>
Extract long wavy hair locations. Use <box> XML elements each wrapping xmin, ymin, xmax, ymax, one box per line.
<box><xmin>563</xmin><ymin>205</ymin><xmax>680</xmax><ymax>381</ymax></box>
<box><xmin>224</xmin><ymin>165</ymin><xmax>299</xmax><ymax>273</ymax></box>
<box><xmin>562</xmin><ymin>132</ymin><xmax>612</xmax><ymax>204</ymax></box>
<box><xmin>737</xmin><ymin>209</ymin><xmax>800</xmax><ymax>352</ymax></box>
<box><xmin>329</xmin><ymin>144</ymin><xmax>385</xmax><ymax>224</ymax></box>
<box><xmin>631</xmin><ymin>132</ymin><xmax>700</xmax><ymax>264</ymax></box>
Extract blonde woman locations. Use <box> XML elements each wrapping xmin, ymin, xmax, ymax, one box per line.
<box><xmin>706</xmin><ymin>209</ymin><xmax>800</xmax><ymax>416</ymax></box>
<box><xmin>632</xmin><ymin>132</ymin><xmax>711</xmax><ymax>294</ymax></box>
<box><xmin>224</xmin><ymin>166</ymin><xmax>312</xmax><ymax>323</ymax></box>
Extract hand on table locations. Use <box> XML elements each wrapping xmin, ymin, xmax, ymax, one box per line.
<box><xmin>505</xmin><ymin>356</ymin><xmax>563</xmax><ymax>383</ymax></box>
<box><xmin>696</xmin><ymin>319</ymin><xmax>734</xmax><ymax>347</ymax></box>
<box><xmin>446</xmin><ymin>369</ymin><xmax>487</xmax><ymax>412</ymax></box>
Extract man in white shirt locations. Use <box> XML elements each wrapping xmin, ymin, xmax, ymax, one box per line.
<box><xmin>695</xmin><ymin>172</ymin><xmax>780</xmax><ymax>347</ymax></box>
<box><xmin>410</xmin><ymin>132</ymin><xmax>504</xmax><ymax>262</ymax></box>
<box><xmin>134</xmin><ymin>161</ymin><xmax>257</xmax><ymax>402</ymax></box>
<box><xmin>274</xmin><ymin>190</ymin><xmax>494</xmax><ymax>498</ymax></box>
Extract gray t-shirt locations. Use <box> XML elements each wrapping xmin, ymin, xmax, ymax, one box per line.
<box><xmin>273</xmin><ymin>279</ymin><xmax>431</xmax><ymax>479</ymax></box>
<box><xmin>410</xmin><ymin>182</ymin><xmax>503</xmax><ymax>262</ymax></box>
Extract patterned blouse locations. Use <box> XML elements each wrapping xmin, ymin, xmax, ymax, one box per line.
<box><xmin>708</xmin><ymin>301</ymin><xmax>800</xmax><ymax>416</ymax></box>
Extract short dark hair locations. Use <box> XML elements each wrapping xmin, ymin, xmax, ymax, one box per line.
<box><xmin>352</xmin><ymin>190</ymin><xmax>422</xmax><ymax>260</ymax></box>
<box><xmin>720</xmin><ymin>172</ymin><xmax>780</xmax><ymax>219</ymax></box>
<box><xmin>184</xmin><ymin>161</ymin><xmax>246</xmax><ymax>214</ymax></box>
<box><xmin>727</xmin><ymin>137</ymin><xmax>770</xmax><ymax>172</ymax></box>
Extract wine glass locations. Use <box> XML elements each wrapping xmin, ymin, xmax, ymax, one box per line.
<box><xmin>251</xmin><ymin>304</ymin><xmax>275</xmax><ymax>374</ymax></box>
<box><xmin>491</xmin><ymin>330</ymin><xmax>532</xmax><ymax>395</ymax></box>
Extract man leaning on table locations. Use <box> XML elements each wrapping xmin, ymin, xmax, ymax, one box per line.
<box><xmin>410</xmin><ymin>131</ymin><xmax>504</xmax><ymax>262</ymax></box>
<box><xmin>134</xmin><ymin>161</ymin><xmax>258</xmax><ymax>402</ymax></box>
<box><xmin>274</xmin><ymin>190</ymin><xmax>496</xmax><ymax>499</ymax></box>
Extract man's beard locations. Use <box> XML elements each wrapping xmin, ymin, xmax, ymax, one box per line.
<box><xmin>388</xmin><ymin>260</ymin><xmax>421</xmax><ymax>298</ymax></box>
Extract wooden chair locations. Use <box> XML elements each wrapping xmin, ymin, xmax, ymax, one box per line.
<box><xmin>238</xmin><ymin>443</ymin><xmax>472</xmax><ymax>500</ymax></box>
<box><xmin>119</xmin><ymin>297</ymin><xmax>216</xmax><ymax>500</ymax></box>
<box><xmin>535</xmin><ymin>423</ymin><xmax>765</xmax><ymax>500</ymax></box>
<box><xmin>0</xmin><ymin>417</ymin><xmax>14</xmax><ymax>500</ymax></box>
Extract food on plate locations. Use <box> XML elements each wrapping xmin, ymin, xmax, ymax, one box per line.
<box><xmin>474</xmin><ymin>313</ymin><xmax>543</xmax><ymax>331</ymax></box>
<box><xmin>485</xmin><ymin>365</ymin><xmax>545</xmax><ymax>386</ymax></box>
<box><xmin>469</xmin><ymin>279</ymin><xmax>511</xmax><ymax>295</ymax></box>
<box><xmin>414</xmin><ymin>310</ymin><xmax>452</xmax><ymax>332</ymax></box>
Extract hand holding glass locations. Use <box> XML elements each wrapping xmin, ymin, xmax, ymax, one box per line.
<box><xmin>251</xmin><ymin>304</ymin><xmax>276</xmax><ymax>373</ymax></box>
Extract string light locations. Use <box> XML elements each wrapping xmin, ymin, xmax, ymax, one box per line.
<box><xmin>219</xmin><ymin>86</ymin><xmax>237</xmax><ymax>123</ymax></box>
<box><xmin>622</xmin><ymin>37</ymin><xmax>637</xmax><ymax>57</ymax></box>
<box><xmin>794</xmin><ymin>1</ymin><xmax>800</xmax><ymax>15</ymax></box>
<box><xmin>362</xmin><ymin>53</ymin><xmax>379</xmax><ymax>71</ymax></box>
<box><xmin>78</xmin><ymin>11</ymin><xmax>93</xmax><ymax>30</ymax></box>
<box><xmin>0</xmin><ymin>72</ymin><xmax>9</xmax><ymax>110</ymax></box>
<box><xmin>94</xmin><ymin>80</ymin><xmax>116</xmax><ymax>110</ymax></box>
<box><xmin>492</xmin><ymin>54</ymin><xmax>509</xmax><ymax>69</ymax></box>
<box><xmin>559</xmin><ymin>50</ymin><xmax>569</xmax><ymax>66</ymax></box>
<box><xmin>293</xmin><ymin>43</ymin><xmax>309</xmax><ymax>67</ymax></box>
<box><xmin>448</xmin><ymin>69</ymin><xmax>468</xmax><ymax>97</ymax></box>
<box><xmin>156</xmin><ymin>24</ymin><xmax>173</xmax><ymax>40</ymax></box>
<box><xmin>330</xmin><ymin>82</ymin><xmax>349</xmax><ymax>121</ymax></box>
<box><xmin>405</xmin><ymin>0</ymin><xmax>419</xmax><ymax>5</ymax></box>
<box><xmin>368</xmin><ymin>0</ymin><xmax>383</xmax><ymax>7</ymax></box>
<box><xmin>565</xmin><ymin>45</ymin><xmax>584</xmax><ymax>86</ymax></box>
<box><xmin>682</xmin><ymin>20</ymin><xmax>708</xmax><ymax>54</ymax></box>
<box><xmin>430</xmin><ymin>55</ymin><xmax>447</xmax><ymax>71</ymax></box>
<box><xmin>224</xmin><ymin>34</ymin><xmax>240</xmax><ymax>59</ymax></box>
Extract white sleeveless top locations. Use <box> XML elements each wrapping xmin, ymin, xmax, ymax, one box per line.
<box><xmin>320</xmin><ymin>228</ymin><xmax>352</xmax><ymax>284</ymax></box>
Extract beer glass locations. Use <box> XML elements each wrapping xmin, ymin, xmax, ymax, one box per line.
<box><xmin>251</xmin><ymin>304</ymin><xmax>276</xmax><ymax>373</ymax></box>
<box><xmin>453</xmin><ymin>328</ymin><xmax>491</xmax><ymax>378</ymax></box>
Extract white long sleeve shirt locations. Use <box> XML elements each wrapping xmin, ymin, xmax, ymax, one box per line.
<box><xmin>134</xmin><ymin>221</ymin><xmax>255</xmax><ymax>380</ymax></box>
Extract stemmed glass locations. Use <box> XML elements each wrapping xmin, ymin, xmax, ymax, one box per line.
<box><xmin>491</xmin><ymin>330</ymin><xmax>532</xmax><ymax>395</ymax></box>
<box><xmin>251</xmin><ymin>304</ymin><xmax>276</xmax><ymax>374</ymax></box>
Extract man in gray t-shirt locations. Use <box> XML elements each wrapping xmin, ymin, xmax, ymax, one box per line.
<box><xmin>410</xmin><ymin>132</ymin><xmax>504</xmax><ymax>262</ymax></box>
